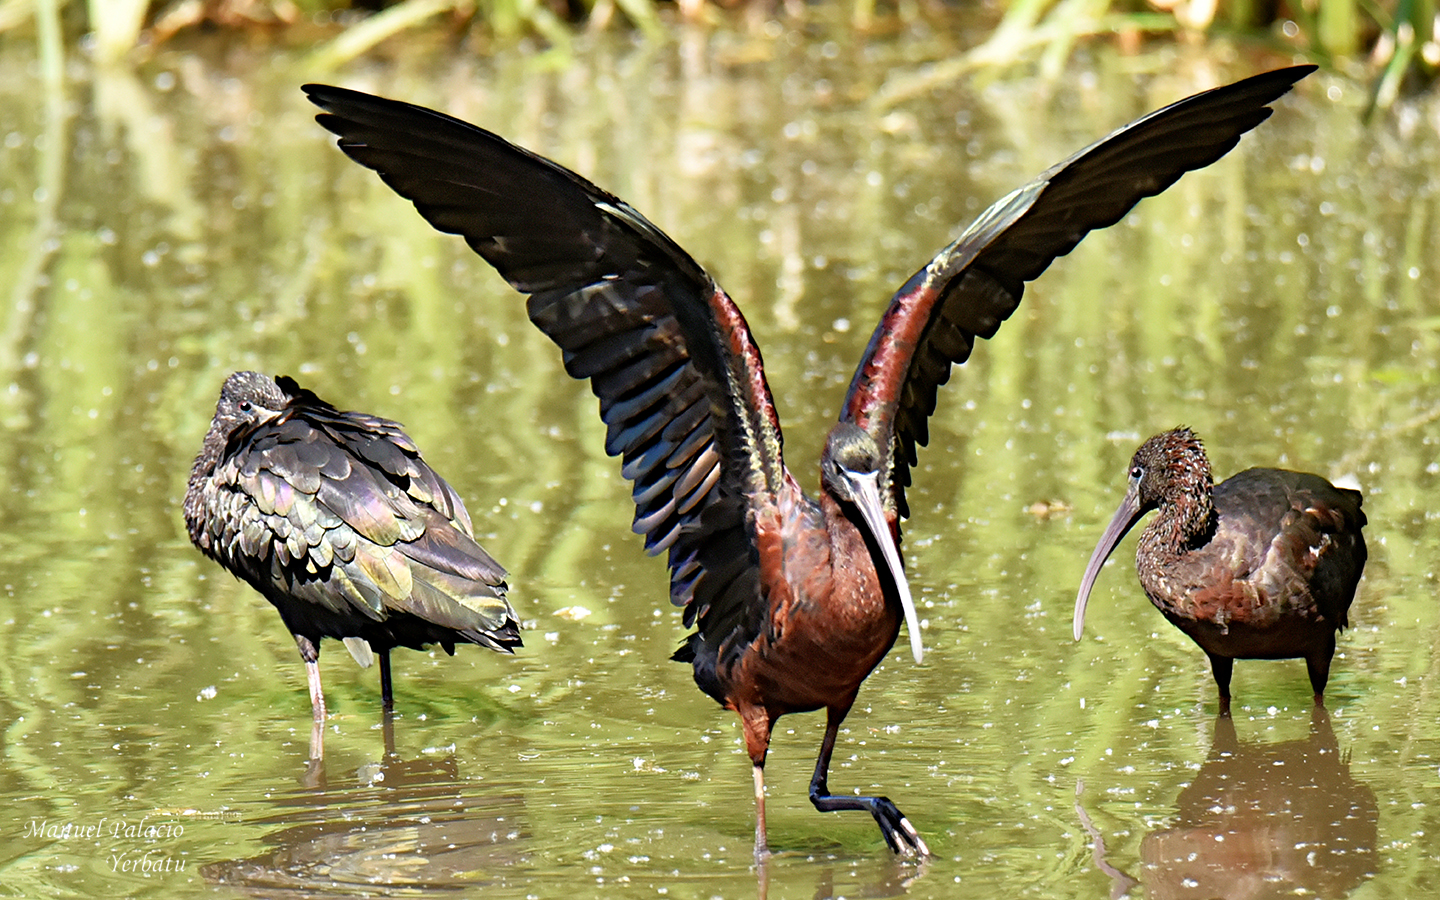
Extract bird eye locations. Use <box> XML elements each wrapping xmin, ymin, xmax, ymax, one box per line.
<box><xmin>1129</xmin><ymin>465</ymin><xmax>1143</xmax><ymax>480</ymax></box>
<box><xmin>239</xmin><ymin>400</ymin><xmax>252</xmax><ymax>412</ymax></box>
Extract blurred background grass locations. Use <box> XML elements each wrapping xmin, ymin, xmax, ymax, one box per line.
<box><xmin>0</xmin><ymin>0</ymin><xmax>1435</xmax><ymax>111</ymax></box>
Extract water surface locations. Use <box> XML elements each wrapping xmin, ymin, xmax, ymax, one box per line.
<box><xmin>2</xmin><ymin>23</ymin><xmax>1439</xmax><ymax>899</ymax></box>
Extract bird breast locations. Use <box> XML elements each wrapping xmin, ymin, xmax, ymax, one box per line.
<box><xmin>726</xmin><ymin>495</ymin><xmax>900</xmax><ymax>715</ymax></box>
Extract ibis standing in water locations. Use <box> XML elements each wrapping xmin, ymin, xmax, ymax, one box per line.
<box><xmin>185</xmin><ymin>372</ymin><xmax>521</xmax><ymax>725</ymax></box>
<box><xmin>305</xmin><ymin>66</ymin><xmax>1313</xmax><ymax>857</ymax></box>
<box><xmin>1073</xmin><ymin>427</ymin><xmax>1366</xmax><ymax>714</ymax></box>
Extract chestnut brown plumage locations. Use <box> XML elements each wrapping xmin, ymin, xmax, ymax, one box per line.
<box><xmin>305</xmin><ymin>65</ymin><xmax>1312</xmax><ymax>857</ymax></box>
<box><xmin>184</xmin><ymin>372</ymin><xmax>520</xmax><ymax>722</ymax></box>
<box><xmin>1074</xmin><ymin>427</ymin><xmax>1366</xmax><ymax>713</ymax></box>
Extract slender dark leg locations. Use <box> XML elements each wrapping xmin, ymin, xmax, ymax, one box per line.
<box><xmin>738</xmin><ymin>705</ymin><xmax>774</xmax><ymax>862</ymax></box>
<box><xmin>295</xmin><ymin>635</ymin><xmax>326</xmax><ymax>723</ymax></box>
<box><xmin>1210</xmin><ymin>708</ymin><xmax>1238</xmax><ymax>754</ymax></box>
<box><xmin>382</xmin><ymin>705</ymin><xmax>398</xmax><ymax>759</ymax></box>
<box><xmin>379</xmin><ymin>648</ymin><xmax>394</xmax><ymax>711</ymax></box>
<box><xmin>807</xmin><ymin>707</ymin><xmax>929</xmax><ymax>857</ymax></box>
<box><xmin>308</xmin><ymin>716</ymin><xmax>325</xmax><ymax>762</ymax></box>
<box><xmin>1206</xmin><ymin>652</ymin><xmax>1233</xmax><ymax>716</ymax></box>
<box><xmin>1305</xmin><ymin>632</ymin><xmax>1336</xmax><ymax>706</ymax></box>
<box><xmin>752</xmin><ymin>761</ymin><xmax>769</xmax><ymax>860</ymax></box>
<box><xmin>294</xmin><ymin>634</ymin><xmax>327</xmax><ymax>785</ymax></box>
<box><xmin>304</xmin><ymin>663</ymin><xmax>326</xmax><ymax>721</ymax></box>
<box><xmin>302</xmin><ymin>719</ymin><xmax>327</xmax><ymax>789</ymax></box>
<box><xmin>1308</xmin><ymin>702</ymin><xmax>1335</xmax><ymax>748</ymax></box>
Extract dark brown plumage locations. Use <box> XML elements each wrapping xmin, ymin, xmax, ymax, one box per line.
<box><xmin>1073</xmin><ymin>427</ymin><xmax>1367</xmax><ymax>713</ymax></box>
<box><xmin>304</xmin><ymin>65</ymin><xmax>1312</xmax><ymax>858</ymax></box>
<box><xmin>184</xmin><ymin>372</ymin><xmax>520</xmax><ymax>722</ymax></box>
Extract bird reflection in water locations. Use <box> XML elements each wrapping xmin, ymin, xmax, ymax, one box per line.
<box><xmin>301</xmin><ymin>707</ymin><xmax>406</xmax><ymax>789</ymax></box>
<box><xmin>756</xmin><ymin>855</ymin><xmax>924</xmax><ymax>900</ymax></box>
<box><xmin>1080</xmin><ymin>707</ymin><xmax>1378</xmax><ymax>898</ymax></box>
<box><xmin>205</xmin><ymin>713</ymin><xmax>528</xmax><ymax>893</ymax></box>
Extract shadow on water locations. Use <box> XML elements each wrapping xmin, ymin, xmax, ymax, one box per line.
<box><xmin>1082</xmin><ymin>707</ymin><xmax>1379</xmax><ymax>899</ymax></box>
<box><xmin>202</xmin><ymin>712</ymin><xmax>530</xmax><ymax>895</ymax></box>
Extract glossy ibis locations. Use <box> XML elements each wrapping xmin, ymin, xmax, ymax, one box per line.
<box><xmin>305</xmin><ymin>65</ymin><xmax>1313</xmax><ymax>857</ymax></box>
<box><xmin>184</xmin><ymin>372</ymin><xmax>521</xmax><ymax>724</ymax></box>
<box><xmin>1073</xmin><ymin>427</ymin><xmax>1366</xmax><ymax>713</ymax></box>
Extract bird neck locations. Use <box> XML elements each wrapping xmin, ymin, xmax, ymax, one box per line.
<box><xmin>1140</xmin><ymin>481</ymin><xmax>1217</xmax><ymax>563</ymax></box>
<box><xmin>188</xmin><ymin>427</ymin><xmax>229</xmax><ymax>484</ymax></box>
<box><xmin>183</xmin><ymin>426</ymin><xmax>233</xmax><ymax>539</ymax></box>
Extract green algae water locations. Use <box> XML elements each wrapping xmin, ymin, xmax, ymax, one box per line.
<box><xmin>1</xmin><ymin>24</ymin><xmax>1437</xmax><ymax>899</ymax></box>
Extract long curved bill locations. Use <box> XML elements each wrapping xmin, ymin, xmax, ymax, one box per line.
<box><xmin>847</xmin><ymin>471</ymin><xmax>924</xmax><ymax>664</ymax></box>
<box><xmin>1073</xmin><ymin>487</ymin><xmax>1144</xmax><ymax>642</ymax></box>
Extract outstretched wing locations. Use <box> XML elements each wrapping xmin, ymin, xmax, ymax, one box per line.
<box><xmin>843</xmin><ymin>65</ymin><xmax>1316</xmax><ymax>520</ymax></box>
<box><xmin>304</xmin><ymin>85</ymin><xmax>790</xmax><ymax>643</ymax></box>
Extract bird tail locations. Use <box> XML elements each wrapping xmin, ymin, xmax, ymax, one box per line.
<box><xmin>409</xmin><ymin>573</ymin><xmax>522</xmax><ymax>652</ymax></box>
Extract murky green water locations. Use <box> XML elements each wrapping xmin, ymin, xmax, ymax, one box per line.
<box><xmin>2</xmin><ymin>19</ymin><xmax>1439</xmax><ymax>899</ymax></box>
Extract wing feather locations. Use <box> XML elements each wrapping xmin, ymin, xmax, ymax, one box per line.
<box><xmin>190</xmin><ymin>375</ymin><xmax>519</xmax><ymax>647</ymax></box>
<box><xmin>842</xmin><ymin>66</ymin><xmax>1316</xmax><ymax>519</ymax></box>
<box><xmin>305</xmin><ymin>84</ymin><xmax>787</xmax><ymax>637</ymax></box>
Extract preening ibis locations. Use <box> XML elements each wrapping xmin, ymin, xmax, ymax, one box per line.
<box><xmin>185</xmin><ymin>372</ymin><xmax>520</xmax><ymax>724</ymax></box>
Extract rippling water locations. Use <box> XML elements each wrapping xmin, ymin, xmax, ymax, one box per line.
<box><xmin>2</xmin><ymin>19</ymin><xmax>1438</xmax><ymax>899</ymax></box>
